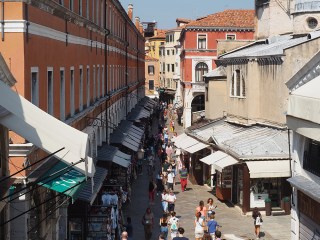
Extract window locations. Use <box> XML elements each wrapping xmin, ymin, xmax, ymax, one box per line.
<box><xmin>230</xmin><ymin>69</ymin><xmax>246</xmax><ymax>97</ymax></box>
<box><xmin>149</xmin><ymin>80</ymin><xmax>154</xmax><ymax>90</ymax></box>
<box><xmin>59</xmin><ymin>0</ymin><xmax>64</xmax><ymax>6</ymax></box>
<box><xmin>148</xmin><ymin>65</ymin><xmax>154</xmax><ymax>75</ymax></box>
<box><xmin>307</xmin><ymin>17</ymin><xmax>318</xmax><ymax>29</ymax></box>
<box><xmin>97</xmin><ymin>65</ymin><xmax>100</xmax><ymax>98</ymax></box>
<box><xmin>79</xmin><ymin>67</ymin><xmax>83</xmax><ymax>111</ymax></box>
<box><xmin>86</xmin><ymin>66</ymin><xmax>90</xmax><ymax>107</ymax></box>
<box><xmin>78</xmin><ymin>0</ymin><xmax>82</xmax><ymax>15</ymax></box>
<box><xmin>60</xmin><ymin>68</ymin><xmax>65</xmax><ymax>120</ymax></box>
<box><xmin>47</xmin><ymin>68</ymin><xmax>53</xmax><ymax>115</ymax></box>
<box><xmin>226</xmin><ymin>34</ymin><xmax>236</xmax><ymax>40</ymax></box>
<box><xmin>304</xmin><ymin>139</ymin><xmax>320</xmax><ymax>177</ymax></box>
<box><xmin>198</xmin><ymin>34</ymin><xmax>207</xmax><ymax>49</ymax></box>
<box><xmin>172</xmin><ymin>49</ymin><xmax>175</xmax><ymax>55</ymax></box>
<box><xmin>86</xmin><ymin>0</ymin><xmax>89</xmax><ymax>19</ymax></box>
<box><xmin>195</xmin><ymin>62</ymin><xmax>208</xmax><ymax>82</ymax></box>
<box><xmin>69</xmin><ymin>0</ymin><xmax>74</xmax><ymax>11</ymax></box>
<box><xmin>101</xmin><ymin>65</ymin><xmax>104</xmax><ymax>96</ymax></box>
<box><xmin>163</xmin><ymin>63</ymin><xmax>165</xmax><ymax>73</ymax></box>
<box><xmin>70</xmin><ymin>68</ymin><xmax>75</xmax><ymax>116</ymax></box>
<box><xmin>31</xmin><ymin>67</ymin><xmax>39</xmax><ymax>106</ymax></box>
<box><xmin>167</xmin><ymin>50</ymin><xmax>170</xmax><ymax>56</ymax></box>
<box><xmin>93</xmin><ymin>66</ymin><xmax>96</xmax><ymax>100</ymax></box>
<box><xmin>167</xmin><ymin>64</ymin><xmax>170</xmax><ymax>72</ymax></box>
<box><xmin>171</xmin><ymin>64</ymin><xmax>175</xmax><ymax>73</ymax></box>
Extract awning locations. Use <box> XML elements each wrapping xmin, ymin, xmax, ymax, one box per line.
<box><xmin>127</xmin><ymin>105</ymin><xmax>151</xmax><ymax>121</ymax></box>
<box><xmin>0</xmin><ymin>81</ymin><xmax>94</xmax><ymax>177</ymax></box>
<box><xmin>34</xmin><ymin>160</ymin><xmax>87</xmax><ymax>199</ymax></box>
<box><xmin>184</xmin><ymin>142</ymin><xmax>209</xmax><ymax>153</ymax></box>
<box><xmin>118</xmin><ymin>120</ymin><xmax>144</xmax><ymax>143</ymax></box>
<box><xmin>246</xmin><ymin>160</ymin><xmax>291</xmax><ymax>178</ymax></box>
<box><xmin>199</xmin><ymin>151</ymin><xmax>238</xmax><ymax>171</ymax></box>
<box><xmin>287</xmin><ymin>175</ymin><xmax>320</xmax><ymax>202</ymax></box>
<box><xmin>287</xmin><ymin>115</ymin><xmax>320</xmax><ymax>142</ymax></box>
<box><xmin>75</xmin><ymin>167</ymin><xmax>108</xmax><ymax>204</ymax></box>
<box><xmin>174</xmin><ymin>134</ymin><xmax>198</xmax><ymax>149</ymax></box>
<box><xmin>288</xmin><ymin>75</ymin><xmax>320</xmax><ymax>125</ymax></box>
<box><xmin>97</xmin><ymin>145</ymin><xmax>131</xmax><ymax>168</ymax></box>
<box><xmin>110</xmin><ymin>129</ymin><xmax>140</xmax><ymax>152</ymax></box>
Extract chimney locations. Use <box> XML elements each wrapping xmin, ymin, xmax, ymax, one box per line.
<box><xmin>139</xmin><ymin>23</ymin><xmax>143</xmax><ymax>34</ymax></box>
<box><xmin>128</xmin><ymin>4</ymin><xmax>133</xmax><ymax>21</ymax></box>
<box><xmin>135</xmin><ymin>16</ymin><xmax>140</xmax><ymax>30</ymax></box>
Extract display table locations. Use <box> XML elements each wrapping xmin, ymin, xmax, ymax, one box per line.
<box><xmin>250</xmin><ymin>192</ymin><xmax>269</xmax><ymax>208</ymax></box>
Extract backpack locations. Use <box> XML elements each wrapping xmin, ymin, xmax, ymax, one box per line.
<box><xmin>170</xmin><ymin>218</ymin><xmax>178</xmax><ymax>231</ymax></box>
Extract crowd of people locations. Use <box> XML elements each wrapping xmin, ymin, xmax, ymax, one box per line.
<box><xmin>120</xmin><ymin>102</ymin><xmax>261</xmax><ymax>240</ymax></box>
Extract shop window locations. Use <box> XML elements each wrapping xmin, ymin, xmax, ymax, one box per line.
<box><xmin>195</xmin><ymin>62</ymin><xmax>208</xmax><ymax>82</ymax></box>
<box><xmin>304</xmin><ymin>139</ymin><xmax>320</xmax><ymax>177</ymax></box>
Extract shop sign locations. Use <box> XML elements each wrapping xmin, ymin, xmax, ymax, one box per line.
<box><xmin>298</xmin><ymin>190</ymin><xmax>320</xmax><ymax>225</ymax></box>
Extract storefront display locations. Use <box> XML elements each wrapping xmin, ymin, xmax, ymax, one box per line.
<box><xmin>215</xmin><ymin>167</ymin><xmax>232</xmax><ymax>201</ymax></box>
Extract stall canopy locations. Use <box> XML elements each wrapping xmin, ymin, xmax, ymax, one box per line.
<box><xmin>200</xmin><ymin>151</ymin><xmax>238</xmax><ymax>171</ymax></box>
<box><xmin>0</xmin><ymin>81</ymin><xmax>95</xmax><ymax>177</ymax></box>
<box><xmin>27</xmin><ymin>158</ymin><xmax>88</xmax><ymax>200</ymax></box>
<box><xmin>75</xmin><ymin>167</ymin><xmax>108</xmax><ymax>204</ymax></box>
<box><xmin>127</xmin><ymin>105</ymin><xmax>150</xmax><ymax>121</ymax></box>
<box><xmin>183</xmin><ymin>142</ymin><xmax>209</xmax><ymax>154</ymax></box>
<box><xmin>287</xmin><ymin>175</ymin><xmax>320</xmax><ymax>202</ymax></box>
<box><xmin>246</xmin><ymin>160</ymin><xmax>291</xmax><ymax>178</ymax></box>
<box><xmin>287</xmin><ymin>75</ymin><xmax>320</xmax><ymax>141</ymax></box>
<box><xmin>118</xmin><ymin>120</ymin><xmax>144</xmax><ymax>143</ymax></box>
<box><xmin>110</xmin><ymin>129</ymin><xmax>140</xmax><ymax>152</ymax></box>
<box><xmin>97</xmin><ymin>145</ymin><xmax>131</xmax><ymax>168</ymax></box>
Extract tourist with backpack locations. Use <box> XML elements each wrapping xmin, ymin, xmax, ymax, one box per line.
<box><xmin>168</xmin><ymin>211</ymin><xmax>179</xmax><ymax>239</ymax></box>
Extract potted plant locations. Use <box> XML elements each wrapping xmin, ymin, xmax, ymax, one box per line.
<box><xmin>283</xmin><ymin>196</ymin><xmax>291</xmax><ymax>215</ymax></box>
<box><xmin>265</xmin><ymin>197</ymin><xmax>272</xmax><ymax>216</ymax></box>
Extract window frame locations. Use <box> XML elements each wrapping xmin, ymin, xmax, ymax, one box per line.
<box><xmin>79</xmin><ymin>66</ymin><xmax>83</xmax><ymax>111</ymax></box>
<box><xmin>230</xmin><ymin>69</ymin><xmax>246</xmax><ymax>98</ymax></box>
<box><xmin>148</xmin><ymin>65</ymin><xmax>155</xmax><ymax>75</ymax></box>
<box><xmin>304</xmin><ymin>139</ymin><xmax>320</xmax><ymax>177</ymax></box>
<box><xmin>195</xmin><ymin>62</ymin><xmax>208</xmax><ymax>82</ymax></box>
<box><xmin>197</xmin><ymin>34</ymin><xmax>207</xmax><ymax>49</ymax></box>
<box><xmin>47</xmin><ymin>67</ymin><xmax>54</xmax><ymax>115</ymax></box>
<box><xmin>60</xmin><ymin>67</ymin><xmax>65</xmax><ymax>120</ymax></box>
<box><xmin>149</xmin><ymin>80</ymin><xmax>154</xmax><ymax>91</ymax></box>
<box><xmin>31</xmin><ymin>67</ymin><xmax>39</xmax><ymax>107</ymax></box>
<box><xmin>226</xmin><ymin>34</ymin><xmax>236</xmax><ymax>40</ymax></box>
<box><xmin>70</xmin><ymin>67</ymin><xmax>75</xmax><ymax>116</ymax></box>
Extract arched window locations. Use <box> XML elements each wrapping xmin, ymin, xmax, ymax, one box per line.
<box><xmin>195</xmin><ymin>62</ymin><xmax>208</xmax><ymax>82</ymax></box>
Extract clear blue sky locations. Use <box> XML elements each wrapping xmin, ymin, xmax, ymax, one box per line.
<box><xmin>119</xmin><ymin>0</ymin><xmax>254</xmax><ymax>29</ymax></box>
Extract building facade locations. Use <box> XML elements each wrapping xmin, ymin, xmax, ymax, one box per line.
<box><xmin>286</xmin><ymin>50</ymin><xmax>320</xmax><ymax>240</ymax></box>
<box><xmin>0</xmin><ymin>0</ymin><xmax>144</xmax><ymax>239</ymax></box>
<box><xmin>179</xmin><ymin>10</ymin><xmax>255</xmax><ymax>128</ymax></box>
<box><xmin>145</xmin><ymin>55</ymin><xmax>159</xmax><ymax>98</ymax></box>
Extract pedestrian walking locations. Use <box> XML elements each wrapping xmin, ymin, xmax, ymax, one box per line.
<box><xmin>156</xmin><ymin>171</ymin><xmax>164</xmax><ymax>195</ymax></box>
<box><xmin>207</xmin><ymin>198</ymin><xmax>217</xmax><ymax>219</ymax></box>
<box><xmin>168</xmin><ymin>211</ymin><xmax>179</xmax><ymax>239</ymax></box>
<box><xmin>202</xmin><ymin>233</ymin><xmax>212</xmax><ymax>240</ymax></box>
<box><xmin>159</xmin><ymin>213</ymin><xmax>169</xmax><ymax>240</ymax></box>
<box><xmin>161</xmin><ymin>189</ymin><xmax>169</xmax><ymax>213</ymax></box>
<box><xmin>195</xmin><ymin>200</ymin><xmax>207</xmax><ymax>220</ymax></box>
<box><xmin>167</xmin><ymin>170</ymin><xmax>175</xmax><ymax>191</ymax></box>
<box><xmin>167</xmin><ymin>190</ymin><xmax>177</xmax><ymax>212</ymax></box>
<box><xmin>252</xmin><ymin>207</ymin><xmax>263</xmax><ymax>239</ymax></box>
<box><xmin>121</xmin><ymin>231</ymin><xmax>128</xmax><ymax>240</ymax></box>
<box><xmin>142</xmin><ymin>207</ymin><xmax>154</xmax><ymax>240</ymax></box>
<box><xmin>124</xmin><ymin>217</ymin><xmax>133</xmax><ymax>240</ymax></box>
<box><xmin>194</xmin><ymin>212</ymin><xmax>205</xmax><ymax>240</ymax></box>
<box><xmin>148</xmin><ymin>179</ymin><xmax>157</xmax><ymax>205</ymax></box>
<box><xmin>179</xmin><ymin>165</ymin><xmax>188</xmax><ymax>191</ymax></box>
<box><xmin>215</xmin><ymin>230</ymin><xmax>222</xmax><ymax>240</ymax></box>
<box><xmin>206</xmin><ymin>212</ymin><xmax>218</xmax><ymax>239</ymax></box>
<box><xmin>172</xmin><ymin>227</ymin><xmax>189</xmax><ymax>240</ymax></box>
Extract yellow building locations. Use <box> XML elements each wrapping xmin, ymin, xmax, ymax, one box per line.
<box><xmin>146</xmin><ymin>29</ymin><xmax>166</xmax><ymax>59</ymax></box>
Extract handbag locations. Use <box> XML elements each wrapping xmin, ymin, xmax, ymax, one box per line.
<box><xmin>256</xmin><ymin>216</ymin><xmax>262</xmax><ymax>226</ymax></box>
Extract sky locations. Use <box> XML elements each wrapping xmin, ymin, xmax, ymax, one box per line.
<box><xmin>119</xmin><ymin>0</ymin><xmax>254</xmax><ymax>29</ymax></box>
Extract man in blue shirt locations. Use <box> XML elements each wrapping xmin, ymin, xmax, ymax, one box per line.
<box><xmin>207</xmin><ymin>212</ymin><xmax>218</xmax><ymax>238</ymax></box>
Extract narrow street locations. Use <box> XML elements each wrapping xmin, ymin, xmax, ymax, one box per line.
<box><xmin>123</xmin><ymin>111</ymin><xmax>291</xmax><ymax>240</ymax></box>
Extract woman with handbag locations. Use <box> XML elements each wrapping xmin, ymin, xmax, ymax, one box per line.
<box><xmin>252</xmin><ymin>207</ymin><xmax>263</xmax><ymax>239</ymax></box>
<box><xmin>159</xmin><ymin>213</ymin><xmax>169</xmax><ymax>240</ymax></box>
<box><xmin>194</xmin><ymin>211</ymin><xmax>205</xmax><ymax>240</ymax></box>
<box><xmin>142</xmin><ymin>207</ymin><xmax>154</xmax><ymax>240</ymax></box>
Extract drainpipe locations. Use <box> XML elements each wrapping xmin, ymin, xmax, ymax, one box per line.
<box><xmin>125</xmin><ymin>22</ymin><xmax>128</xmax><ymax>118</ymax></box>
<box><xmin>1</xmin><ymin>0</ymin><xmax>4</xmax><ymax>41</ymax></box>
<box><xmin>104</xmin><ymin>2</ymin><xmax>110</xmax><ymax>144</ymax></box>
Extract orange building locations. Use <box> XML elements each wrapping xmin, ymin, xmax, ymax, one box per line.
<box><xmin>0</xmin><ymin>1</ymin><xmax>144</xmax><ymax>239</ymax></box>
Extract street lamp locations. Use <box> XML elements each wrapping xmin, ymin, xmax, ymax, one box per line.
<box><xmin>137</xmin><ymin>148</ymin><xmax>145</xmax><ymax>160</ymax></box>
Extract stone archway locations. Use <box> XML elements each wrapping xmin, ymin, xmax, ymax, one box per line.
<box><xmin>191</xmin><ymin>94</ymin><xmax>205</xmax><ymax>112</ymax></box>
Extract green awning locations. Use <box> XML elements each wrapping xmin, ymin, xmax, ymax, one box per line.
<box><xmin>37</xmin><ymin>161</ymin><xmax>87</xmax><ymax>198</ymax></box>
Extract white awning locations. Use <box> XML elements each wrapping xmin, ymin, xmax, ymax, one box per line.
<box><xmin>0</xmin><ymin>81</ymin><xmax>95</xmax><ymax>177</ymax></box>
<box><xmin>288</xmin><ymin>75</ymin><xmax>320</xmax><ymax>125</ymax></box>
<box><xmin>172</xmin><ymin>133</ymin><xmax>187</xmax><ymax>144</ymax></box>
<box><xmin>175</xmin><ymin>134</ymin><xmax>199</xmax><ymax>150</ymax></box>
<box><xmin>287</xmin><ymin>175</ymin><xmax>320</xmax><ymax>202</ymax></box>
<box><xmin>199</xmin><ymin>150</ymin><xmax>238</xmax><ymax>171</ymax></box>
<box><xmin>246</xmin><ymin>160</ymin><xmax>291</xmax><ymax>178</ymax></box>
<box><xmin>184</xmin><ymin>142</ymin><xmax>209</xmax><ymax>153</ymax></box>
<box><xmin>287</xmin><ymin>115</ymin><xmax>320</xmax><ymax>142</ymax></box>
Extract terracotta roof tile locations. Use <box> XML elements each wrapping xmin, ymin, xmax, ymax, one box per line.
<box><xmin>186</xmin><ymin>10</ymin><xmax>254</xmax><ymax>29</ymax></box>
<box><xmin>176</xmin><ymin>18</ymin><xmax>193</xmax><ymax>23</ymax></box>
<box><xmin>149</xmin><ymin>29</ymin><xmax>167</xmax><ymax>39</ymax></box>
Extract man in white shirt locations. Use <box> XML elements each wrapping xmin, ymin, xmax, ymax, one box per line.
<box><xmin>167</xmin><ymin>170</ymin><xmax>175</xmax><ymax>191</ymax></box>
<box><xmin>167</xmin><ymin>190</ymin><xmax>176</xmax><ymax>212</ymax></box>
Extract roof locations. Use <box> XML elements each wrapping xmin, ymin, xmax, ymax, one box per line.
<box><xmin>186</xmin><ymin>10</ymin><xmax>254</xmax><ymax>29</ymax></box>
<box><xmin>149</xmin><ymin>29</ymin><xmax>166</xmax><ymax>39</ymax></box>
<box><xmin>204</xmin><ymin>66</ymin><xmax>226</xmax><ymax>78</ymax></box>
<box><xmin>176</xmin><ymin>18</ymin><xmax>192</xmax><ymax>23</ymax></box>
<box><xmin>220</xmin><ymin>32</ymin><xmax>320</xmax><ymax>59</ymax></box>
<box><xmin>189</xmin><ymin>119</ymin><xmax>289</xmax><ymax>160</ymax></box>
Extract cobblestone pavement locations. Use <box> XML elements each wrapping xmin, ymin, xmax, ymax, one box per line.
<box><xmin>123</xmin><ymin>108</ymin><xmax>291</xmax><ymax>240</ymax></box>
